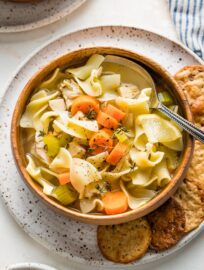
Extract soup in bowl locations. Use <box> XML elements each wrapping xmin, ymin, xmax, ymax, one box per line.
<box><xmin>11</xmin><ymin>47</ymin><xmax>193</xmax><ymax>224</ymax></box>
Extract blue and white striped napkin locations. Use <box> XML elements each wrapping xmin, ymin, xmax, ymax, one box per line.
<box><xmin>168</xmin><ymin>0</ymin><xmax>204</xmax><ymax>60</ymax></box>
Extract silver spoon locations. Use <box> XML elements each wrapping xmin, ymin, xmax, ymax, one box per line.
<box><xmin>104</xmin><ymin>55</ymin><xmax>204</xmax><ymax>143</ymax></box>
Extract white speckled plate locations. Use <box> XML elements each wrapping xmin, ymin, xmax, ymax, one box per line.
<box><xmin>0</xmin><ymin>0</ymin><xmax>86</xmax><ymax>33</ymax></box>
<box><xmin>0</xmin><ymin>26</ymin><xmax>204</xmax><ymax>268</ymax></box>
<box><xmin>7</xmin><ymin>262</ymin><xmax>57</xmax><ymax>270</ymax></box>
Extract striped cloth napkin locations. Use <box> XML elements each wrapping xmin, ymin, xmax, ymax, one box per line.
<box><xmin>168</xmin><ymin>0</ymin><xmax>204</xmax><ymax>60</ymax></box>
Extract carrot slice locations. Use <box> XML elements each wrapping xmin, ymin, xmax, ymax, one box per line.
<box><xmin>102</xmin><ymin>128</ymin><xmax>113</xmax><ymax>137</ymax></box>
<box><xmin>103</xmin><ymin>104</ymin><xmax>126</xmax><ymax>121</ymax></box>
<box><xmin>96</xmin><ymin>111</ymin><xmax>118</xmax><ymax>130</ymax></box>
<box><xmin>106</xmin><ymin>142</ymin><xmax>128</xmax><ymax>165</ymax></box>
<box><xmin>89</xmin><ymin>129</ymin><xmax>113</xmax><ymax>155</ymax></box>
<box><xmin>58</xmin><ymin>172</ymin><xmax>70</xmax><ymax>185</ymax></box>
<box><xmin>102</xmin><ymin>191</ymin><xmax>128</xmax><ymax>215</ymax></box>
<box><xmin>71</xmin><ymin>95</ymin><xmax>99</xmax><ymax>116</ymax></box>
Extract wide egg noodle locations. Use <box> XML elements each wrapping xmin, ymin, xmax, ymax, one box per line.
<box><xmin>130</xmin><ymin>168</ymin><xmax>157</xmax><ymax>187</ymax></box>
<box><xmin>159</xmin><ymin>145</ymin><xmax>180</xmax><ymax>171</ymax></box>
<box><xmin>49</xmin><ymin>98</ymin><xmax>66</xmax><ymax>111</ymax></box>
<box><xmin>26</xmin><ymin>154</ymin><xmax>54</xmax><ymax>195</ymax></box>
<box><xmin>98</xmin><ymin>74</ymin><xmax>121</xmax><ymax>101</ymax></box>
<box><xmin>86</xmin><ymin>152</ymin><xmax>109</xmax><ymax>169</ymax></box>
<box><xmin>101</xmin><ymin>157</ymin><xmax>137</xmax><ymax>181</ymax></box>
<box><xmin>33</xmin><ymin>105</ymin><xmax>48</xmax><ymax>131</ymax></box>
<box><xmin>49</xmin><ymin>147</ymin><xmax>73</xmax><ymax>171</ymax></box>
<box><xmin>30</xmin><ymin>89</ymin><xmax>47</xmax><ymax>101</ymax></box>
<box><xmin>66</xmin><ymin>54</ymin><xmax>105</xmax><ymax>80</ymax></box>
<box><xmin>53</xmin><ymin>120</ymin><xmax>88</xmax><ymax>140</ymax></box>
<box><xmin>130</xmin><ymin>143</ymin><xmax>164</xmax><ymax>168</ymax></box>
<box><xmin>40</xmin><ymin>111</ymin><xmax>64</xmax><ymax>133</ymax></box>
<box><xmin>20</xmin><ymin>90</ymin><xmax>59</xmax><ymax>129</ymax></box>
<box><xmin>68</xmin><ymin>141</ymin><xmax>86</xmax><ymax>158</ymax></box>
<box><xmin>40</xmin><ymin>167</ymin><xmax>58</xmax><ymax>178</ymax></box>
<box><xmin>32</xmin><ymin>143</ymin><xmax>51</xmax><ymax>166</ymax></box>
<box><xmin>134</xmin><ymin>125</ymin><xmax>148</xmax><ymax>151</ymax></box>
<box><xmin>70</xmin><ymin>158</ymin><xmax>102</xmax><ymax>198</ymax></box>
<box><xmin>67</xmin><ymin>117</ymin><xmax>99</xmax><ymax>132</ymax></box>
<box><xmin>74</xmin><ymin>68</ymin><xmax>103</xmax><ymax>97</ymax></box>
<box><xmin>101</xmin><ymin>168</ymin><xmax>133</xmax><ymax>181</ymax></box>
<box><xmin>53</xmin><ymin>115</ymin><xmax>98</xmax><ymax>140</ymax></box>
<box><xmin>80</xmin><ymin>198</ymin><xmax>104</xmax><ymax>213</ymax></box>
<box><xmin>162</xmin><ymin>137</ymin><xmax>183</xmax><ymax>151</ymax></box>
<box><xmin>151</xmin><ymin>158</ymin><xmax>171</xmax><ymax>187</ymax></box>
<box><xmin>137</xmin><ymin>114</ymin><xmax>182</xmax><ymax>143</ymax></box>
<box><xmin>120</xmin><ymin>181</ymin><xmax>156</xmax><ymax>209</ymax></box>
<box><xmin>115</xmin><ymin>88</ymin><xmax>151</xmax><ymax>114</ymax></box>
<box><xmin>39</xmin><ymin>68</ymin><xmax>67</xmax><ymax>90</ymax></box>
<box><xmin>30</xmin><ymin>132</ymin><xmax>51</xmax><ymax>166</ymax></box>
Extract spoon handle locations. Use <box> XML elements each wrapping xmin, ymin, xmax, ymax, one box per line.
<box><xmin>158</xmin><ymin>103</ymin><xmax>204</xmax><ymax>143</ymax></box>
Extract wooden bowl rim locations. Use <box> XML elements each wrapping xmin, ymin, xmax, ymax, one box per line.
<box><xmin>11</xmin><ymin>46</ymin><xmax>194</xmax><ymax>225</ymax></box>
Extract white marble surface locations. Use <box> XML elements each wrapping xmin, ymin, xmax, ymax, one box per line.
<box><xmin>0</xmin><ymin>0</ymin><xmax>203</xmax><ymax>269</ymax></box>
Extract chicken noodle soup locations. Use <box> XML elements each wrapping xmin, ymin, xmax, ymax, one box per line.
<box><xmin>20</xmin><ymin>54</ymin><xmax>183</xmax><ymax>215</ymax></box>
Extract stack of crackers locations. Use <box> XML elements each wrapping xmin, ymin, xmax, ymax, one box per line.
<box><xmin>97</xmin><ymin>65</ymin><xmax>204</xmax><ymax>264</ymax></box>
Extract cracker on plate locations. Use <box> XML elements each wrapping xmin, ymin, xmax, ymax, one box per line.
<box><xmin>173</xmin><ymin>178</ymin><xmax>204</xmax><ymax>232</ymax></box>
<box><xmin>147</xmin><ymin>198</ymin><xmax>185</xmax><ymax>251</ymax></box>
<box><xmin>186</xmin><ymin>140</ymin><xmax>204</xmax><ymax>188</ymax></box>
<box><xmin>97</xmin><ymin>218</ymin><xmax>151</xmax><ymax>263</ymax></box>
<box><xmin>174</xmin><ymin>65</ymin><xmax>204</xmax><ymax>128</ymax></box>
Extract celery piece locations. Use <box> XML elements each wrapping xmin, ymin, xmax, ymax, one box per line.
<box><xmin>113</xmin><ymin>126</ymin><xmax>128</xmax><ymax>142</ymax></box>
<box><xmin>43</xmin><ymin>134</ymin><xmax>60</xmax><ymax>157</ymax></box>
<box><xmin>115</xmin><ymin>132</ymin><xmax>128</xmax><ymax>143</ymax></box>
<box><xmin>158</xmin><ymin>91</ymin><xmax>173</xmax><ymax>106</ymax></box>
<box><xmin>51</xmin><ymin>184</ymin><xmax>78</xmax><ymax>205</ymax></box>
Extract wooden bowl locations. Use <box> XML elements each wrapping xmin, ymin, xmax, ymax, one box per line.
<box><xmin>11</xmin><ymin>47</ymin><xmax>194</xmax><ymax>225</ymax></box>
<box><xmin>10</xmin><ymin>0</ymin><xmax>41</xmax><ymax>3</ymax></box>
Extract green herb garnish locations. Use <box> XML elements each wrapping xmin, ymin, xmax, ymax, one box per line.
<box><xmin>112</xmin><ymin>126</ymin><xmax>129</xmax><ymax>142</ymax></box>
<box><xmin>87</xmin><ymin>147</ymin><xmax>94</xmax><ymax>154</ymax></box>
<box><xmin>113</xmin><ymin>126</ymin><xmax>128</xmax><ymax>137</ymax></box>
<box><xmin>96</xmin><ymin>181</ymin><xmax>111</xmax><ymax>193</ymax></box>
<box><xmin>85</xmin><ymin>110</ymin><xmax>97</xmax><ymax>120</ymax></box>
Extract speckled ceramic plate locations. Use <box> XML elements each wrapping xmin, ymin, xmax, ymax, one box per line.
<box><xmin>0</xmin><ymin>0</ymin><xmax>86</xmax><ymax>33</ymax></box>
<box><xmin>7</xmin><ymin>262</ymin><xmax>57</xmax><ymax>270</ymax></box>
<box><xmin>0</xmin><ymin>26</ymin><xmax>204</xmax><ymax>268</ymax></box>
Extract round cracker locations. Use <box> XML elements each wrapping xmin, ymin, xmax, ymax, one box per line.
<box><xmin>97</xmin><ymin>218</ymin><xmax>151</xmax><ymax>263</ymax></box>
<box><xmin>173</xmin><ymin>178</ymin><xmax>204</xmax><ymax>232</ymax></box>
<box><xmin>174</xmin><ymin>65</ymin><xmax>204</xmax><ymax>128</ymax></box>
<box><xmin>147</xmin><ymin>198</ymin><xmax>185</xmax><ymax>251</ymax></box>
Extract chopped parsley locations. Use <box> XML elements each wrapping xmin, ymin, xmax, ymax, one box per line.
<box><xmin>96</xmin><ymin>181</ymin><xmax>111</xmax><ymax>193</ymax></box>
<box><xmin>113</xmin><ymin>126</ymin><xmax>129</xmax><ymax>138</ymax></box>
<box><xmin>85</xmin><ymin>110</ymin><xmax>97</xmax><ymax>120</ymax></box>
<box><xmin>87</xmin><ymin>147</ymin><xmax>94</xmax><ymax>154</ymax></box>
